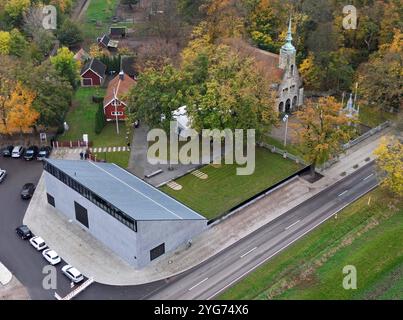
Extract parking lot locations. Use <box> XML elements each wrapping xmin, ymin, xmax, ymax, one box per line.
<box><xmin>0</xmin><ymin>156</ymin><xmax>87</xmax><ymax>299</ymax></box>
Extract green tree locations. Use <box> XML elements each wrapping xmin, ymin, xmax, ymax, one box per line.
<box><xmin>21</xmin><ymin>60</ymin><xmax>73</xmax><ymax>127</ymax></box>
<box><xmin>57</xmin><ymin>19</ymin><xmax>83</xmax><ymax>47</ymax></box>
<box><xmin>4</xmin><ymin>0</ymin><xmax>31</xmax><ymax>26</ymax></box>
<box><xmin>50</xmin><ymin>47</ymin><xmax>80</xmax><ymax>88</ymax></box>
<box><xmin>95</xmin><ymin>103</ymin><xmax>106</xmax><ymax>134</ymax></box>
<box><xmin>126</xmin><ymin>64</ymin><xmax>186</xmax><ymax>132</ymax></box>
<box><xmin>9</xmin><ymin>28</ymin><xmax>28</xmax><ymax>57</ymax></box>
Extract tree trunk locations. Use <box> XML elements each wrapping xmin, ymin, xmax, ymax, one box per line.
<box><xmin>310</xmin><ymin>163</ymin><xmax>316</xmax><ymax>178</ymax></box>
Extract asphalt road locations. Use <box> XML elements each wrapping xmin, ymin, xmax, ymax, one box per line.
<box><xmin>1</xmin><ymin>156</ymin><xmax>378</xmax><ymax>300</ymax></box>
<box><xmin>144</xmin><ymin>162</ymin><xmax>379</xmax><ymax>300</ymax></box>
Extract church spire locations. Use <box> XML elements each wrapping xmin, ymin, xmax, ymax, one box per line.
<box><xmin>286</xmin><ymin>18</ymin><xmax>293</xmax><ymax>43</ymax></box>
<box><xmin>281</xmin><ymin>17</ymin><xmax>296</xmax><ymax>52</ymax></box>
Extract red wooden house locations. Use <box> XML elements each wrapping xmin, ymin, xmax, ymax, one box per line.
<box><xmin>103</xmin><ymin>71</ymin><xmax>136</xmax><ymax>121</ymax></box>
<box><xmin>80</xmin><ymin>58</ymin><xmax>106</xmax><ymax>87</ymax></box>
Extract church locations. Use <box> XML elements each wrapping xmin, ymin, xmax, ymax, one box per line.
<box><xmin>227</xmin><ymin>19</ymin><xmax>304</xmax><ymax>114</ymax></box>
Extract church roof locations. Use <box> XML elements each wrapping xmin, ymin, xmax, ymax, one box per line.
<box><xmin>223</xmin><ymin>38</ymin><xmax>284</xmax><ymax>84</ymax></box>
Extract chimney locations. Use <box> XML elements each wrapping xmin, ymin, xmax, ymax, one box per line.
<box><xmin>119</xmin><ymin>71</ymin><xmax>124</xmax><ymax>80</ymax></box>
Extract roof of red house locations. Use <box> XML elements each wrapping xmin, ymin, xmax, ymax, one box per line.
<box><xmin>223</xmin><ymin>38</ymin><xmax>285</xmax><ymax>84</ymax></box>
<box><xmin>80</xmin><ymin>58</ymin><xmax>106</xmax><ymax>77</ymax></box>
<box><xmin>104</xmin><ymin>72</ymin><xmax>136</xmax><ymax>107</ymax></box>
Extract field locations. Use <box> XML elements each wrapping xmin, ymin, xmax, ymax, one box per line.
<box><xmin>359</xmin><ymin>105</ymin><xmax>396</xmax><ymax>128</ymax></box>
<box><xmin>82</xmin><ymin>0</ymin><xmax>119</xmax><ymax>39</ymax></box>
<box><xmin>161</xmin><ymin>148</ymin><xmax>302</xmax><ymax>220</ymax></box>
<box><xmin>59</xmin><ymin>87</ymin><xmax>132</xmax><ymax>148</ymax></box>
<box><xmin>219</xmin><ymin>188</ymin><xmax>403</xmax><ymax>300</ymax></box>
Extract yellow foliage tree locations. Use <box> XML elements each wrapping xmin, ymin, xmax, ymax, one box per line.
<box><xmin>0</xmin><ymin>31</ymin><xmax>11</xmax><ymax>55</ymax></box>
<box><xmin>374</xmin><ymin>136</ymin><xmax>403</xmax><ymax>197</ymax></box>
<box><xmin>0</xmin><ymin>82</ymin><xmax>38</xmax><ymax>135</ymax></box>
<box><xmin>293</xmin><ymin>96</ymin><xmax>355</xmax><ymax>174</ymax></box>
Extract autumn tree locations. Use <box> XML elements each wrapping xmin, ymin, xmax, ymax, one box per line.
<box><xmin>0</xmin><ymin>82</ymin><xmax>38</xmax><ymax>136</ymax></box>
<box><xmin>293</xmin><ymin>96</ymin><xmax>355</xmax><ymax>175</ymax></box>
<box><xmin>51</xmin><ymin>47</ymin><xmax>80</xmax><ymax>88</ymax></box>
<box><xmin>357</xmin><ymin>29</ymin><xmax>402</xmax><ymax>112</ymax></box>
<box><xmin>374</xmin><ymin>136</ymin><xmax>403</xmax><ymax>197</ymax></box>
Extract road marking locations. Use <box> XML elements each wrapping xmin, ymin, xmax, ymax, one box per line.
<box><xmin>338</xmin><ymin>190</ymin><xmax>348</xmax><ymax>197</ymax></box>
<box><xmin>240</xmin><ymin>247</ymin><xmax>257</xmax><ymax>258</ymax></box>
<box><xmin>363</xmin><ymin>173</ymin><xmax>374</xmax><ymax>181</ymax></box>
<box><xmin>206</xmin><ymin>183</ymin><xmax>379</xmax><ymax>300</ymax></box>
<box><xmin>188</xmin><ymin>278</ymin><xmax>209</xmax><ymax>291</ymax></box>
<box><xmin>285</xmin><ymin>220</ymin><xmax>300</xmax><ymax>230</ymax></box>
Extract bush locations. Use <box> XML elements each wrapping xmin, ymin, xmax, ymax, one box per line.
<box><xmin>95</xmin><ymin>103</ymin><xmax>105</xmax><ymax>134</ymax></box>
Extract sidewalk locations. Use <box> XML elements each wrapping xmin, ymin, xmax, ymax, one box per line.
<box><xmin>0</xmin><ymin>263</ymin><xmax>29</xmax><ymax>300</ymax></box>
<box><xmin>23</xmin><ymin>132</ymin><xmax>387</xmax><ymax>285</ymax></box>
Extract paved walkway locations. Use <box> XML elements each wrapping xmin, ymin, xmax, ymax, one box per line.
<box><xmin>0</xmin><ymin>263</ymin><xmax>29</xmax><ymax>300</ymax></box>
<box><xmin>22</xmin><ymin>130</ymin><xmax>387</xmax><ymax>285</ymax></box>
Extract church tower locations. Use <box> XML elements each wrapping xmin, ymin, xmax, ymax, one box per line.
<box><xmin>279</xmin><ymin>19</ymin><xmax>296</xmax><ymax>72</ymax></box>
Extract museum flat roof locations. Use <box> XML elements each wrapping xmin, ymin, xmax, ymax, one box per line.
<box><xmin>45</xmin><ymin>159</ymin><xmax>206</xmax><ymax>221</ymax></box>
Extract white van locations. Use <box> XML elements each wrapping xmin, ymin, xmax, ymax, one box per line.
<box><xmin>11</xmin><ymin>145</ymin><xmax>24</xmax><ymax>158</ymax></box>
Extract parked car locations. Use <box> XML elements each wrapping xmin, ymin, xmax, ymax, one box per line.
<box><xmin>0</xmin><ymin>169</ymin><xmax>6</xmax><ymax>183</ymax></box>
<box><xmin>42</xmin><ymin>249</ymin><xmax>61</xmax><ymax>265</ymax></box>
<box><xmin>23</xmin><ymin>146</ymin><xmax>39</xmax><ymax>161</ymax></box>
<box><xmin>61</xmin><ymin>265</ymin><xmax>84</xmax><ymax>283</ymax></box>
<box><xmin>1</xmin><ymin>145</ymin><xmax>13</xmax><ymax>157</ymax></box>
<box><xmin>29</xmin><ymin>236</ymin><xmax>47</xmax><ymax>251</ymax></box>
<box><xmin>37</xmin><ymin>146</ymin><xmax>52</xmax><ymax>160</ymax></box>
<box><xmin>11</xmin><ymin>145</ymin><xmax>25</xmax><ymax>158</ymax></box>
<box><xmin>15</xmin><ymin>225</ymin><xmax>32</xmax><ymax>239</ymax></box>
<box><xmin>21</xmin><ymin>183</ymin><xmax>35</xmax><ymax>199</ymax></box>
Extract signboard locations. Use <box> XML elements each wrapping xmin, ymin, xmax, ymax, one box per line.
<box><xmin>83</xmin><ymin>134</ymin><xmax>89</xmax><ymax>143</ymax></box>
<box><xmin>40</xmin><ymin>133</ymin><xmax>47</xmax><ymax>142</ymax></box>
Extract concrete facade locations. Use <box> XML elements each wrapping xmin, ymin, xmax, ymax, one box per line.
<box><xmin>44</xmin><ymin>167</ymin><xmax>207</xmax><ymax>269</ymax></box>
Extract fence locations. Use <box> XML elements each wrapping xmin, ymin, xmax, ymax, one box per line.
<box><xmin>319</xmin><ymin>120</ymin><xmax>391</xmax><ymax>171</ymax></box>
<box><xmin>342</xmin><ymin>121</ymin><xmax>391</xmax><ymax>150</ymax></box>
<box><xmin>259</xmin><ymin>142</ymin><xmax>307</xmax><ymax>166</ymax></box>
<box><xmin>52</xmin><ymin>140</ymin><xmax>93</xmax><ymax>148</ymax></box>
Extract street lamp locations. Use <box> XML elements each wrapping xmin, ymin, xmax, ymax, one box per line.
<box><xmin>283</xmin><ymin>114</ymin><xmax>289</xmax><ymax>147</ymax></box>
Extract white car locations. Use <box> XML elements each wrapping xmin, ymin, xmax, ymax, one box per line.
<box><xmin>62</xmin><ymin>265</ymin><xmax>84</xmax><ymax>283</ymax></box>
<box><xmin>29</xmin><ymin>236</ymin><xmax>47</xmax><ymax>251</ymax></box>
<box><xmin>11</xmin><ymin>145</ymin><xmax>24</xmax><ymax>158</ymax></box>
<box><xmin>42</xmin><ymin>249</ymin><xmax>61</xmax><ymax>265</ymax></box>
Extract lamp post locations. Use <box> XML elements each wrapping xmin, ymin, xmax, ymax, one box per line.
<box><xmin>283</xmin><ymin>114</ymin><xmax>289</xmax><ymax>147</ymax></box>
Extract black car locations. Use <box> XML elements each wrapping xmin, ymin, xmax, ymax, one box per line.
<box><xmin>16</xmin><ymin>225</ymin><xmax>32</xmax><ymax>239</ymax></box>
<box><xmin>21</xmin><ymin>183</ymin><xmax>35</xmax><ymax>199</ymax></box>
<box><xmin>23</xmin><ymin>146</ymin><xmax>39</xmax><ymax>161</ymax></box>
<box><xmin>37</xmin><ymin>146</ymin><xmax>52</xmax><ymax>160</ymax></box>
<box><xmin>1</xmin><ymin>145</ymin><xmax>14</xmax><ymax>157</ymax></box>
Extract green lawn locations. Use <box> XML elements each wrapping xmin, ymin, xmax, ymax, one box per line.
<box><xmin>161</xmin><ymin>148</ymin><xmax>302</xmax><ymax>220</ymax></box>
<box><xmin>262</xmin><ymin>135</ymin><xmax>303</xmax><ymax>158</ymax></box>
<box><xmin>94</xmin><ymin>151</ymin><xmax>130</xmax><ymax>168</ymax></box>
<box><xmin>359</xmin><ymin>105</ymin><xmax>395</xmax><ymax>128</ymax></box>
<box><xmin>219</xmin><ymin>188</ymin><xmax>403</xmax><ymax>300</ymax></box>
<box><xmin>60</xmin><ymin>87</ymin><xmax>132</xmax><ymax>148</ymax></box>
<box><xmin>82</xmin><ymin>0</ymin><xmax>119</xmax><ymax>39</ymax></box>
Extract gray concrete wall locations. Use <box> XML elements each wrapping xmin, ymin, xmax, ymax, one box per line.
<box><xmin>44</xmin><ymin>172</ymin><xmax>207</xmax><ymax>269</ymax></box>
<box><xmin>136</xmin><ymin>219</ymin><xmax>207</xmax><ymax>268</ymax></box>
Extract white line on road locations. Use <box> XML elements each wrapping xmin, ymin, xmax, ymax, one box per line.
<box><xmin>206</xmin><ymin>183</ymin><xmax>379</xmax><ymax>300</ymax></box>
<box><xmin>188</xmin><ymin>278</ymin><xmax>209</xmax><ymax>291</ymax></box>
<box><xmin>240</xmin><ymin>247</ymin><xmax>258</xmax><ymax>258</ymax></box>
<box><xmin>363</xmin><ymin>173</ymin><xmax>374</xmax><ymax>181</ymax></box>
<box><xmin>338</xmin><ymin>190</ymin><xmax>348</xmax><ymax>197</ymax></box>
<box><xmin>285</xmin><ymin>220</ymin><xmax>300</xmax><ymax>230</ymax></box>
